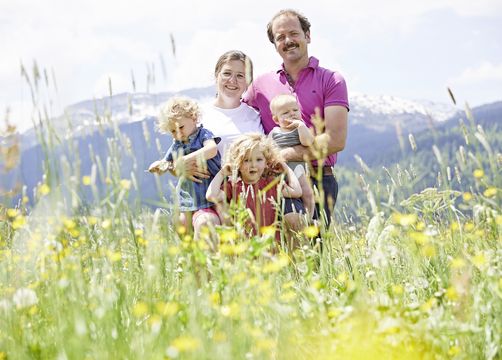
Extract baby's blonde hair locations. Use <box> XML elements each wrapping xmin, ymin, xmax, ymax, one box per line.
<box><xmin>157</xmin><ymin>96</ymin><xmax>201</xmax><ymax>134</ymax></box>
<box><xmin>269</xmin><ymin>94</ymin><xmax>298</xmax><ymax>118</ymax></box>
<box><xmin>224</xmin><ymin>133</ymin><xmax>284</xmax><ymax>177</ymax></box>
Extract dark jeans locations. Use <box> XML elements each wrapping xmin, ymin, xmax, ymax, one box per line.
<box><xmin>312</xmin><ymin>174</ymin><xmax>338</xmax><ymax>224</ymax></box>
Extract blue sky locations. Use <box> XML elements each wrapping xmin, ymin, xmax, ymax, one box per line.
<box><xmin>1</xmin><ymin>0</ymin><xmax>501</xmax><ymax>131</ymax></box>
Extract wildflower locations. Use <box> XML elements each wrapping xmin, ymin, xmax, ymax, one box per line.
<box><xmin>22</xmin><ymin>196</ymin><xmax>29</xmax><ymax>204</ymax></box>
<box><xmin>82</xmin><ymin>176</ymin><xmax>92</xmax><ymax>186</ymax></box>
<box><xmin>392</xmin><ymin>213</ymin><xmax>417</xmax><ymax>227</ymax></box>
<box><xmin>483</xmin><ymin>187</ymin><xmax>497</xmax><ymax>198</ymax></box>
<box><xmin>421</xmin><ymin>244</ymin><xmax>436</xmax><ymax>258</ymax></box>
<box><xmin>170</xmin><ymin>335</ymin><xmax>200</xmax><ymax>352</ymax></box>
<box><xmin>262</xmin><ymin>253</ymin><xmax>290</xmax><ymax>273</ymax></box>
<box><xmin>106</xmin><ymin>251</ymin><xmax>122</xmax><ymax>263</ymax></box>
<box><xmin>220</xmin><ymin>228</ymin><xmax>237</xmax><ymax>242</ymax></box>
<box><xmin>38</xmin><ymin>183</ymin><xmax>51</xmax><ymax>196</ymax></box>
<box><xmin>132</xmin><ymin>302</ymin><xmax>149</xmax><ymax>318</ymax></box>
<box><xmin>63</xmin><ymin>218</ymin><xmax>76</xmax><ymax>230</ymax></box>
<box><xmin>496</xmin><ymin>215</ymin><xmax>502</xmax><ymax>225</ymax></box>
<box><xmin>260</xmin><ymin>226</ymin><xmax>276</xmax><ymax>237</ymax></box>
<box><xmin>462</xmin><ymin>192</ymin><xmax>472</xmax><ymax>202</ymax></box>
<box><xmin>302</xmin><ymin>225</ymin><xmax>320</xmax><ymax>238</ymax></box>
<box><xmin>472</xmin><ymin>253</ymin><xmax>487</xmax><ymax>268</ymax></box>
<box><xmin>176</xmin><ymin>225</ymin><xmax>187</xmax><ymax>235</ymax></box>
<box><xmin>120</xmin><ymin>179</ymin><xmax>131</xmax><ymax>190</ymax></box>
<box><xmin>167</xmin><ymin>245</ymin><xmax>180</xmax><ymax>256</ymax></box>
<box><xmin>12</xmin><ymin>288</ymin><xmax>38</xmax><ymax>309</ymax></box>
<box><xmin>6</xmin><ymin>208</ymin><xmax>18</xmax><ymax>218</ymax></box>
<box><xmin>391</xmin><ymin>284</ymin><xmax>404</xmax><ymax>296</ymax></box>
<box><xmin>463</xmin><ymin>222</ymin><xmax>474</xmax><ymax>232</ymax></box>
<box><xmin>156</xmin><ymin>302</ymin><xmax>179</xmax><ymax>317</ymax></box>
<box><xmin>134</xmin><ymin>228</ymin><xmax>144</xmax><ymax>236</ymax></box>
<box><xmin>450</xmin><ymin>257</ymin><xmax>466</xmax><ymax>269</ymax></box>
<box><xmin>448</xmin><ymin>346</ymin><xmax>461</xmax><ymax>356</ymax></box>
<box><xmin>105</xmin><ymin>177</ymin><xmax>112</xmax><ymax>185</ymax></box>
<box><xmin>101</xmin><ymin>219</ymin><xmax>112</xmax><ymax>229</ymax></box>
<box><xmin>279</xmin><ymin>291</ymin><xmax>296</xmax><ymax>302</ymax></box>
<box><xmin>473</xmin><ymin>169</ymin><xmax>484</xmax><ymax>179</ymax></box>
<box><xmin>209</xmin><ymin>293</ymin><xmax>221</xmax><ymax>307</ymax></box>
<box><xmin>420</xmin><ymin>297</ymin><xmax>437</xmax><ymax>312</ymax></box>
<box><xmin>12</xmin><ymin>216</ymin><xmax>26</xmax><ymax>230</ymax></box>
<box><xmin>87</xmin><ymin>216</ymin><xmax>98</xmax><ymax>225</ymax></box>
<box><xmin>445</xmin><ymin>287</ymin><xmax>458</xmax><ymax>301</ymax></box>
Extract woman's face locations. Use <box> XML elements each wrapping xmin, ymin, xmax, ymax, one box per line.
<box><xmin>216</xmin><ymin>60</ymin><xmax>248</xmax><ymax>100</ymax></box>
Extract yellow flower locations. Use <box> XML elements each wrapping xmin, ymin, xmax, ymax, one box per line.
<box><xmin>176</xmin><ymin>225</ymin><xmax>187</xmax><ymax>235</ymax></box>
<box><xmin>279</xmin><ymin>291</ymin><xmax>296</xmax><ymax>302</ymax></box>
<box><xmin>120</xmin><ymin>179</ymin><xmax>131</xmax><ymax>190</ymax></box>
<box><xmin>260</xmin><ymin>226</ymin><xmax>276</xmax><ymax>237</ymax></box>
<box><xmin>22</xmin><ymin>196</ymin><xmax>29</xmax><ymax>204</ymax></box>
<box><xmin>302</xmin><ymin>225</ymin><xmax>320</xmax><ymax>238</ymax></box>
<box><xmin>473</xmin><ymin>169</ymin><xmax>484</xmax><ymax>179</ymax></box>
<box><xmin>134</xmin><ymin>228</ymin><xmax>144</xmax><ymax>236</ymax></box>
<box><xmin>132</xmin><ymin>302</ymin><xmax>149</xmax><ymax>317</ymax></box>
<box><xmin>483</xmin><ymin>187</ymin><xmax>497</xmax><ymax>198</ymax></box>
<box><xmin>106</xmin><ymin>251</ymin><xmax>122</xmax><ymax>262</ymax></box>
<box><xmin>63</xmin><ymin>218</ymin><xmax>76</xmax><ymax>230</ymax></box>
<box><xmin>38</xmin><ymin>183</ymin><xmax>51</xmax><ymax>196</ymax></box>
<box><xmin>262</xmin><ymin>253</ymin><xmax>290</xmax><ymax>273</ymax></box>
<box><xmin>472</xmin><ymin>253</ymin><xmax>487</xmax><ymax>268</ymax></box>
<box><xmin>209</xmin><ymin>293</ymin><xmax>221</xmax><ymax>306</ymax></box>
<box><xmin>462</xmin><ymin>192</ymin><xmax>473</xmax><ymax>202</ymax></box>
<box><xmin>464</xmin><ymin>222</ymin><xmax>475</xmax><ymax>232</ymax></box>
<box><xmin>82</xmin><ymin>175</ymin><xmax>92</xmax><ymax>186</ymax></box>
<box><xmin>392</xmin><ymin>284</ymin><xmax>404</xmax><ymax>296</ymax></box>
<box><xmin>410</xmin><ymin>231</ymin><xmax>429</xmax><ymax>245</ymax></box>
<box><xmin>496</xmin><ymin>215</ymin><xmax>502</xmax><ymax>225</ymax></box>
<box><xmin>421</xmin><ymin>244</ymin><xmax>436</xmax><ymax>258</ymax></box>
<box><xmin>220</xmin><ymin>228</ymin><xmax>237</xmax><ymax>242</ymax></box>
<box><xmin>87</xmin><ymin>216</ymin><xmax>98</xmax><ymax>225</ymax></box>
<box><xmin>392</xmin><ymin>213</ymin><xmax>417</xmax><ymax>227</ymax></box>
<box><xmin>450</xmin><ymin>257</ymin><xmax>466</xmax><ymax>269</ymax></box>
<box><xmin>445</xmin><ymin>286</ymin><xmax>458</xmax><ymax>301</ymax></box>
<box><xmin>7</xmin><ymin>208</ymin><xmax>18</xmax><ymax>218</ymax></box>
<box><xmin>156</xmin><ymin>301</ymin><xmax>179</xmax><ymax>317</ymax></box>
<box><xmin>167</xmin><ymin>245</ymin><xmax>180</xmax><ymax>256</ymax></box>
<box><xmin>170</xmin><ymin>335</ymin><xmax>200</xmax><ymax>352</ymax></box>
<box><xmin>420</xmin><ymin>297</ymin><xmax>437</xmax><ymax>312</ymax></box>
<box><xmin>12</xmin><ymin>216</ymin><xmax>26</xmax><ymax>230</ymax></box>
<box><xmin>448</xmin><ymin>345</ymin><xmax>461</xmax><ymax>356</ymax></box>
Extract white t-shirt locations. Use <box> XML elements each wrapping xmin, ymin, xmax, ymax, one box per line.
<box><xmin>201</xmin><ymin>102</ymin><xmax>264</xmax><ymax>158</ymax></box>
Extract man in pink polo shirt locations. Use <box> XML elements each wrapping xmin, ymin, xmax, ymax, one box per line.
<box><xmin>243</xmin><ymin>9</ymin><xmax>349</xmax><ymax>223</ymax></box>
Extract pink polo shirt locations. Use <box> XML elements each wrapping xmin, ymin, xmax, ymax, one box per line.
<box><xmin>243</xmin><ymin>57</ymin><xmax>349</xmax><ymax>166</ymax></box>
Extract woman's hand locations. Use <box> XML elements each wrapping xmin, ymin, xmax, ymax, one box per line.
<box><xmin>175</xmin><ymin>156</ymin><xmax>210</xmax><ymax>183</ymax></box>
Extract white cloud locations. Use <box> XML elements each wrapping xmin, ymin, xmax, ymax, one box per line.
<box><xmin>450</xmin><ymin>62</ymin><xmax>502</xmax><ymax>84</ymax></box>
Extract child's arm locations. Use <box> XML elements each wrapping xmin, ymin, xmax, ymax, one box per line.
<box><xmin>296</xmin><ymin>122</ymin><xmax>314</xmax><ymax>147</ymax></box>
<box><xmin>183</xmin><ymin>139</ymin><xmax>218</xmax><ymax>163</ymax></box>
<box><xmin>279</xmin><ymin>162</ymin><xmax>303</xmax><ymax>198</ymax></box>
<box><xmin>206</xmin><ymin>168</ymin><xmax>229</xmax><ymax>204</ymax></box>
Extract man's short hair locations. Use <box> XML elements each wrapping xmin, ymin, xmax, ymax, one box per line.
<box><xmin>266</xmin><ymin>9</ymin><xmax>311</xmax><ymax>43</ymax></box>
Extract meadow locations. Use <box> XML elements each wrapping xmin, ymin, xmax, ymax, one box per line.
<box><xmin>0</xmin><ymin>72</ymin><xmax>501</xmax><ymax>359</ymax></box>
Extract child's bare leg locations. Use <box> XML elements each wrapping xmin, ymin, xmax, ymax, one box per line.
<box><xmin>298</xmin><ymin>174</ymin><xmax>314</xmax><ymax>219</ymax></box>
<box><xmin>193</xmin><ymin>209</ymin><xmax>221</xmax><ymax>249</ymax></box>
<box><xmin>179</xmin><ymin>212</ymin><xmax>193</xmax><ymax>234</ymax></box>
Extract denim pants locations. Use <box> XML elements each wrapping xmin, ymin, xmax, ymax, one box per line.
<box><xmin>311</xmin><ymin>174</ymin><xmax>338</xmax><ymax>224</ymax></box>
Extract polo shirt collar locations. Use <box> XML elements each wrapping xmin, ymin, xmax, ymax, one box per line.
<box><xmin>276</xmin><ymin>56</ymin><xmax>319</xmax><ymax>74</ymax></box>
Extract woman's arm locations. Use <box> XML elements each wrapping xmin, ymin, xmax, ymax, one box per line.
<box><xmin>279</xmin><ymin>162</ymin><xmax>302</xmax><ymax>198</ymax></box>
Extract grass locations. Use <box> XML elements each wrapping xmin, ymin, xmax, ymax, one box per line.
<box><xmin>0</xmin><ymin>71</ymin><xmax>501</xmax><ymax>359</ymax></box>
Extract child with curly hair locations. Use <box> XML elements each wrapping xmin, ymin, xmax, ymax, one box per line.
<box><xmin>148</xmin><ymin>96</ymin><xmax>221</xmax><ymax>238</ymax></box>
<box><xmin>206</xmin><ymin>133</ymin><xmax>304</xmax><ymax>245</ymax></box>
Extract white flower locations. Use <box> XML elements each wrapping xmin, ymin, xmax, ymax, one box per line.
<box><xmin>13</xmin><ymin>288</ymin><xmax>38</xmax><ymax>309</ymax></box>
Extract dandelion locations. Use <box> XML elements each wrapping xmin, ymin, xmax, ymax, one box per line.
<box><xmin>156</xmin><ymin>302</ymin><xmax>179</xmax><ymax>317</ymax></box>
<box><xmin>170</xmin><ymin>335</ymin><xmax>200</xmax><ymax>352</ymax></box>
<box><xmin>6</xmin><ymin>208</ymin><xmax>18</xmax><ymax>218</ymax></box>
<box><xmin>38</xmin><ymin>183</ymin><xmax>51</xmax><ymax>196</ymax></box>
<box><xmin>448</xmin><ymin>346</ymin><xmax>461</xmax><ymax>356</ymax></box>
<box><xmin>132</xmin><ymin>302</ymin><xmax>149</xmax><ymax>318</ymax></box>
<box><xmin>82</xmin><ymin>176</ymin><xmax>92</xmax><ymax>186</ymax></box>
<box><xmin>167</xmin><ymin>245</ymin><xmax>180</xmax><ymax>256</ymax></box>
<box><xmin>220</xmin><ymin>228</ymin><xmax>237</xmax><ymax>242</ymax></box>
<box><xmin>262</xmin><ymin>253</ymin><xmax>289</xmax><ymax>273</ymax></box>
<box><xmin>450</xmin><ymin>257</ymin><xmax>466</xmax><ymax>269</ymax></box>
<box><xmin>176</xmin><ymin>225</ymin><xmax>187</xmax><ymax>235</ymax></box>
<box><xmin>483</xmin><ymin>187</ymin><xmax>497</xmax><ymax>198</ymax></box>
<box><xmin>392</xmin><ymin>213</ymin><xmax>417</xmax><ymax>227</ymax></box>
<box><xmin>419</xmin><ymin>297</ymin><xmax>437</xmax><ymax>312</ymax></box>
<box><xmin>12</xmin><ymin>288</ymin><xmax>38</xmax><ymax>309</ymax></box>
<box><xmin>472</xmin><ymin>253</ymin><xmax>487</xmax><ymax>268</ymax></box>
<box><xmin>462</xmin><ymin>192</ymin><xmax>472</xmax><ymax>202</ymax></box>
<box><xmin>391</xmin><ymin>284</ymin><xmax>404</xmax><ymax>296</ymax></box>
<box><xmin>12</xmin><ymin>216</ymin><xmax>26</xmax><ymax>230</ymax></box>
<box><xmin>473</xmin><ymin>169</ymin><xmax>484</xmax><ymax>179</ymax></box>
<box><xmin>445</xmin><ymin>287</ymin><xmax>459</xmax><ymax>301</ymax></box>
<box><xmin>260</xmin><ymin>226</ymin><xmax>276</xmax><ymax>237</ymax></box>
<box><xmin>421</xmin><ymin>244</ymin><xmax>436</xmax><ymax>258</ymax></box>
<box><xmin>302</xmin><ymin>225</ymin><xmax>320</xmax><ymax>238</ymax></box>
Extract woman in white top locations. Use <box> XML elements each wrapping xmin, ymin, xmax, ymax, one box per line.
<box><xmin>202</xmin><ymin>50</ymin><xmax>264</xmax><ymax>158</ymax></box>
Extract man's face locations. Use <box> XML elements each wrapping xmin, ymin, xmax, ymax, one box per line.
<box><xmin>271</xmin><ymin>15</ymin><xmax>310</xmax><ymax>64</ymax></box>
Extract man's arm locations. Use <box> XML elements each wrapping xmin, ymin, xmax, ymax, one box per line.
<box><xmin>281</xmin><ymin>105</ymin><xmax>348</xmax><ymax>162</ymax></box>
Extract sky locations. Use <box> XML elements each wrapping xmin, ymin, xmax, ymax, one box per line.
<box><xmin>1</xmin><ymin>0</ymin><xmax>502</xmax><ymax>132</ymax></box>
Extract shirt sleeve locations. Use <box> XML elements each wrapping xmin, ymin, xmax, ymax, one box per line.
<box><xmin>163</xmin><ymin>142</ymin><xmax>176</xmax><ymax>162</ymax></box>
<box><xmin>324</xmin><ymin>71</ymin><xmax>349</xmax><ymax>111</ymax></box>
<box><xmin>242</xmin><ymin>83</ymin><xmax>256</xmax><ymax>108</ymax></box>
<box><xmin>199</xmin><ymin>127</ymin><xmax>221</xmax><ymax>145</ymax></box>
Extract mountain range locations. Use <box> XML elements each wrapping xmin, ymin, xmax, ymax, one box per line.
<box><xmin>3</xmin><ymin>87</ymin><xmax>500</xmax><ymax>206</ymax></box>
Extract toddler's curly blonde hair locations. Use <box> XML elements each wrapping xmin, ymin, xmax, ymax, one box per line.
<box><xmin>224</xmin><ymin>133</ymin><xmax>284</xmax><ymax>178</ymax></box>
<box><xmin>157</xmin><ymin>96</ymin><xmax>201</xmax><ymax>134</ymax></box>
